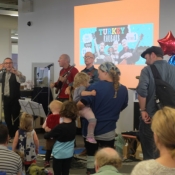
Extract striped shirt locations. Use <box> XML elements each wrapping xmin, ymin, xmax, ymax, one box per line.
<box><xmin>0</xmin><ymin>145</ymin><xmax>22</xmax><ymax>175</ymax></box>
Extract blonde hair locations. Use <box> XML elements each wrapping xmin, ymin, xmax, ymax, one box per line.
<box><xmin>19</xmin><ymin>113</ymin><xmax>33</xmax><ymax>132</ymax></box>
<box><xmin>49</xmin><ymin>100</ymin><xmax>63</xmax><ymax>113</ymax></box>
<box><xmin>73</xmin><ymin>72</ymin><xmax>90</xmax><ymax>88</ymax></box>
<box><xmin>151</xmin><ymin>106</ymin><xmax>175</xmax><ymax>158</ymax></box>
<box><xmin>95</xmin><ymin>147</ymin><xmax>122</xmax><ymax>169</ymax></box>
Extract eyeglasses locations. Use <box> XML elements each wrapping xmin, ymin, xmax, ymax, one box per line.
<box><xmin>84</xmin><ymin>56</ymin><xmax>93</xmax><ymax>59</ymax></box>
<box><xmin>4</xmin><ymin>62</ymin><xmax>13</xmax><ymax>65</ymax></box>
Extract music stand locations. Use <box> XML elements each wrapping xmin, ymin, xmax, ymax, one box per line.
<box><xmin>19</xmin><ymin>100</ymin><xmax>46</xmax><ymax>127</ymax></box>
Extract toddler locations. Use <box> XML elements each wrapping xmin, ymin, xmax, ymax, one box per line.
<box><xmin>42</xmin><ymin>100</ymin><xmax>63</xmax><ymax>167</ymax></box>
<box><xmin>12</xmin><ymin>112</ymin><xmax>39</xmax><ymax>172</ymax></box>
<box><xmin>73</xmin><ymin>72</ymin><xmax>97</xmax><ymax>143</ymax></box>
<box><xmin>44</xmin><ymin>101</ymin><xmax>78</xmax><ymax>175</ymax></box>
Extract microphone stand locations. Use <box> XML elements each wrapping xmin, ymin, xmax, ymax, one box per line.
<box><xmin>32</xmin><ymin>87</ymin><xmax>44</xmax><ymax>101</ymax></box>
<box><xmin>45</xmin><ymin>63</ymin><xmax>54</xmax><ymax>115</ymax></box>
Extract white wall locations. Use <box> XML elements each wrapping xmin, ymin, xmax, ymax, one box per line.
<box><xmin>12</xmin><ymin>44</ymin><xmax>18</xmax><ymax>54</ymax></box>
<box><xmin>18</xmin><ymin>0</ymin><xmax>113</xmax><ymax>81</ymax></box>
<box><xmin>0</xmin><ymin>15</ymin><xmax>17</xmax><ymax>62</ymax></box>
<box><xmin>0</xmin><ymin>29</ymin><xmax>11</xmax><ymax>61</ymax></box>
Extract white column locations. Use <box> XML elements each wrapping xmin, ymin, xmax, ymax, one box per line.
<box><xmin>0</xmin><ymin>28</ymin><xmax>11</xmax><ymax>62</ymax></box>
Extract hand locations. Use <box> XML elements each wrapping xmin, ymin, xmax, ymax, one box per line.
<box><xmin>45</xmin><ymin>126</ymin><xmax>51</xmax><ymax>132</ymax></box>
<box><xmin>91</xmin><ymin>90</ymin><xmax>96</xmax><ymax>96</ymax></box>
<box><xmin>65</xmin><ymin>86</ymin><xmax>70</xmax><ymax>95</ymax></box>
<box><xmin>50</xmin><ymin>83</ymin><xmax>55</xmax><ymax>88</ymax></box>
<box><xmin>59</xmin><ymin>75</ymin><xmax>67</xmax><ymax>82</ymax></box>
<box><xmin>0</xmin><ymin>63</ymin><xmax>4</xmax><ymax>70</ymax></box>
<box><xmin>141</xmin><ymin>111</ymin><xmax>151</xmax><ymax>124</ymax></box>
<box><xmin>10</xmin><ymin>68</ymin><xmax>20</xmax><ymax>76</ymax></box>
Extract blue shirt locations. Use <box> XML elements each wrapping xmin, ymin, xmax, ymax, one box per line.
<box><xmin>52</xmin><ymin>140</ymin><xmax>75</xmax><ymax>159</ymax></box>
<box><xmin>81</xmin><ymin>81</ymin><xmax>128</xmax><ymax>136</ymax></box>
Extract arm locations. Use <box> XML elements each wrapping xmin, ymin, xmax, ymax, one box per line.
<box><xmin>12</xmin><ymin>131</ymin><xmax>19</xmax><ymax>151</ymax></box>
<box><xmin>33</xmin><ymin>130</ymin><xmax>39</xmax><ymax>154</ymax></box>
<box><xmin>136</xmin><ymin>68</ymin><xmax>151</xmax><ymax>123</ymax></box>
<box><xmin>10</xmin><ymin>68</ymin><xmax>26</xmax><ymax>83</ymax></box>
<box><xmin>138</xmin><ymin>95</ymin><xmax>151</xmax><ymax>124</ymax></box>
<box><xmin>138</xmin><ymin>95</ymin><xmax>146</xmax><ymax>111</ymax></box>
<box><xmin>43</xmin><ymin>117</ymin><xmax>51</xmax><ymax>132</ymax></box>
<box><xmin>42</xmin><ymin>118</ymin><xmax>47</xmax><ymax>129</ymax></box>
<box><xmin>81</xmin><ymin>90</ymin><xmax>96</xmax><ymax>96</ymax></box>
<box><xmin>44</xmin><ymin>124</ymin><xmax>62</xmax><ymax>140</ymax></box>
<box><xmin>77</xmin><ymin>84</ymin><xmax>96</xmax><ymax>109</ymax></box>
<box><xmin>121</xmin><ymin>88</ymin><xmax>128</xmax><ymax>111</ymax></box>
<box><xmin>45</xmin><ymin>126</ymin><xmax>51</xmax><ymax>132</ymax></box>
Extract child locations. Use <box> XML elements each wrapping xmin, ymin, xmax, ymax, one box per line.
<box><xmin>73</xmin><ymin>72</ymin><xmax>97</xmax><ymax>143</ymax></box>
<box><xmin>44</xmin><ymin>101</ymin><xmax>78</xmax><ymax>175</ymax></box>
<box><xmin>12</xmin><ymin>112</ymin><xmax>39</xmax><ymax>172</ymax></box>
<box><xmin>43</xmin><ymin>100</ymin><xmax>63</xmax><ymax>167</ymax></box>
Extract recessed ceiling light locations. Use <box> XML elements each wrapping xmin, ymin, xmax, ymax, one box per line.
<box><xmin>11</xmin><ymin>36</ymin><xmax>18</xmax><ymax>40</ymax></box>
<box><xmin>10</xmin><ymin>14</ymin><xmax>18</xmax><ymax>17</ymax></box>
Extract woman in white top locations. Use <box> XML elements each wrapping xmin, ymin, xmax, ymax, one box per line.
<box><xmin>131</xmin><ymin>106</ymin><xmax>175</xmax><ymax>175</ymax></box>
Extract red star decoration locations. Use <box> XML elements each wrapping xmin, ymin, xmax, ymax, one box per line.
<box><xmin>158</xmin><ymin>31</ymin><xmax>175</xmax><ymax>56</ymax></box>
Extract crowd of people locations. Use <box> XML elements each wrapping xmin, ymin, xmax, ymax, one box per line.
<box><xmin>0</xmin><ymin>46</ymin><xmax>175</xmax><ymax>175</ymax></box>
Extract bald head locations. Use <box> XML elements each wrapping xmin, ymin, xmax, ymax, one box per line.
<box><xmin>60</xmin><ymin>54</ymin><xmax>70</xmax><ymax>63</ymax></box>
<box><xmin>85</xmin><ymin>52</ymin><xmax>94</xmax><ymax>58</ymax></box>
<box><xmin>95</xmin><ymin>147</ymin><xmax>122</xmax><ymax>170</ymax></box>
<box><xmin>58</xmin><ymin>54</ymin><xmax>70</xmax><ymax>68</ymax></box>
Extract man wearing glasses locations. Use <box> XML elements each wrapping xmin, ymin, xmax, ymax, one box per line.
<box><xmin>0</xmin><ymin>58</ymin><xmax>26</xmax><ymax>142</ymax></box>
<box><xmin>82</xmin><ymin>52</ymin><xmax>99</xmax><ymax>84</ymax></box>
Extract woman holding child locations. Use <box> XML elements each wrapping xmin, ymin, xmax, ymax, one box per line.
<box><xmin>77</xmin><ymin>62</ymin><xmax>128</xmax><ymax>174</ymax></box>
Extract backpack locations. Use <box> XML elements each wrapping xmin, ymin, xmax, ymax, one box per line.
<box><xmin>150</xmin><ymin>64</ymin><xmax>175</xmax><ymax>109</ymax></box>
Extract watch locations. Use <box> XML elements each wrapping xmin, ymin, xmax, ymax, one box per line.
<box><xmin>139</xmin><ymin>109</ymin><xmax>146</xmax><ymax>112</ymax></box>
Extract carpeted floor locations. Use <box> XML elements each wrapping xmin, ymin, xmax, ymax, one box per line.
<box><xmin>8</xmin><ymin>133</ymin><xmax>139</xmax><ymax>175</ymax></box>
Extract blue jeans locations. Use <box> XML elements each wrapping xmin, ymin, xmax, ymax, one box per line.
<box><xmin>139</xmin><ymin>117</ymin><xmax>159</xmax><ymax>160</ymax></box>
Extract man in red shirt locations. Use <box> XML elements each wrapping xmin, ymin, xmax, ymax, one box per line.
<box><xmin>50</xmin><ymin>54</ymin><xmax>78</xmax><ymax>102</ymax></box>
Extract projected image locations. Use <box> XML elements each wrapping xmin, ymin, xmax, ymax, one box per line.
<box><xmin>80</xmin><ymin>23</ymin><xmax>153</xmax><ymax>65</ymax></box>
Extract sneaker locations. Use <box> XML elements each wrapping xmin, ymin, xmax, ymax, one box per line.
<box><xmin>44</xmin><ymin>161</ymin><xmax>50</xmax><ymax>168</ymax></box>
<box><xmin>86</xmin><ymin>137</ymin><xmax>97</xmax><ymax>144</ymax></box>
